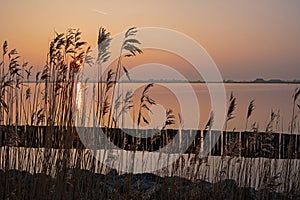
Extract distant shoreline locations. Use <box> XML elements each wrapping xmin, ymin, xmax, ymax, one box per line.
<box><xmin>20</xmin><ymin>80</ymin><xmax>300</xmax><ymax>84</ymax></box>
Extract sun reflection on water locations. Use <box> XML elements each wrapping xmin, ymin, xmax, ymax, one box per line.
<box><xmin>76</xmin><ymin>82</ymin><xmax>82</xmax><ymax>109</ymax></box>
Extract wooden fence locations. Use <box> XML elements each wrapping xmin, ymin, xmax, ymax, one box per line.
<box><xmin>0</xmin><ymin>126</ymin><xmax>299</xmax><ymax>159</ymax></box>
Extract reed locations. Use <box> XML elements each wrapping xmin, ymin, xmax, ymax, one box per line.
<box><xmin>224</xmin><ymin>92</ymin><xmax>237</xmax><ymax>131</ymax></box>
<box><xmin>107</xmin><ymin>27</ymin><xmax>142</xmax><ymax>129</ymax></box>
<box><xmin>245</xmin><ymin>100</ymin><xmax>255</xmax><ymax>131</ymax></box>
<box><xmin>205</xmin><ymin>111</ymin><xmax>214</xmax><ymax>131</ymax></box>
<box><xmin>291</xmin><ymin>87</ymin><xmax>300</xmax><ymax>133</ymax></box>
<box><xmin>137</xmin><ymin>83</ymin><xmax>156</xmax><ymax>128</ymax></box>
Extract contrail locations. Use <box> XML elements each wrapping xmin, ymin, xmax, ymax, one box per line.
<box><xmin>90</xmin><ymin>8</ymin><xmax>108</xmax><ymax>15</ymax></box>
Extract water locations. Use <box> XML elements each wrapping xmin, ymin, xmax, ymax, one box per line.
<box><xmin>6</xmin><ymin>82</ymin><xmax>299</xmax><ymax>133</ymax></box>
<box><xmin>76</xmin><ymin>82</ymin><xmax>299</xmax><ymax>133</ymax></box>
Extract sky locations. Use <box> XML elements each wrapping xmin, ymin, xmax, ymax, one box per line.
<box><xmin>0</xmin><ymin>0</ymin><xmax>300</xmax><ymax>80</ymax></box>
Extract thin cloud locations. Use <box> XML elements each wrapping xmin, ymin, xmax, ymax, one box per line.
<box><xmin>90</xmin><ymin>8</ymin><xmax>108</xmax><ymax>15</ymax></box>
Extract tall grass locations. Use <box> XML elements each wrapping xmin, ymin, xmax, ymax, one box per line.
<box><xmin>107</xmin><ymin>27</ymin><xmax>142</xmax><ymax>129</ymax></box>
<box><xmin>245</xmin><ymin>100</ymin><xmax>255</xmax><ymax>131</ymax></box>
<box><xmin>291</xmin><ymin>87</ymin><xmax>300</xmax><ymax>133</ymax></box>
<box><xmin>224</xmin><ymin>92</ymin><xmax>237</xmax><ymax>131</ymax></box>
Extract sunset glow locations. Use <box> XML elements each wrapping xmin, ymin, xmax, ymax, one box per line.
<box><xmin>1</xmin><ymin>0</ymin><xmax>300</xmax><ymax>80</ymax></box>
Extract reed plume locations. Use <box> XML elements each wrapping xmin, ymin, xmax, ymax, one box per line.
<box><xmin>162</xmin><ymin>109</ymin><xmax>176</xmax><ymax>130</ymax></box>
<box><xmin>137</xmin><ymin>83</ymin><xmax>156</xmax><ymax>128</ymax></box>
<box><xmin>245</xmin><ymin>100</ymin><xmax>255</xmax><ymax>131</ymax></box>
<box><xmin>224</xmin><ymin>92</ymin><xmax>237</xmax><ymax>131</ymax></box>
<box><xmin>96</xmin><ymin>27</ymin><xmax>111</xmax><ymax>126</ymax></box>
<box><xmin>266</xmin><ymin>110</ymin><xmax>277</xmax><ymax>133</ymax></box>
<box><xmin>205</xmin><ymin>111</ymin><xmax>214</xmax><ymax>131</ymax></box>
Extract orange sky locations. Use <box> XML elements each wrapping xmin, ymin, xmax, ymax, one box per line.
<box><xmin>1</xmin><ymin>0</ymin><xmax>300</xmax><ymax>80</ymax></box>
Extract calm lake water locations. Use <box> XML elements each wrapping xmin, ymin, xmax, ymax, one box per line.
<box><xmin>75</xmin><ymin>82</ymin><xmax>299</xmax><ymax>133</ymax></box>
<box><xmin>14</xmin><ymin>82</ymin><xmax>299</xmax><ymax>133</ymax></box>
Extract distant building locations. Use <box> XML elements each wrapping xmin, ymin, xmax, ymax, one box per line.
<box><xmin>254</xmin><ymin>78</ymin><xmax>265</xmax><ymax>83</ymax></box>
<box><xmin>269</xmin><ymin>79</ymin><xmax>283</xmax><ymax>83</ymax></box>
